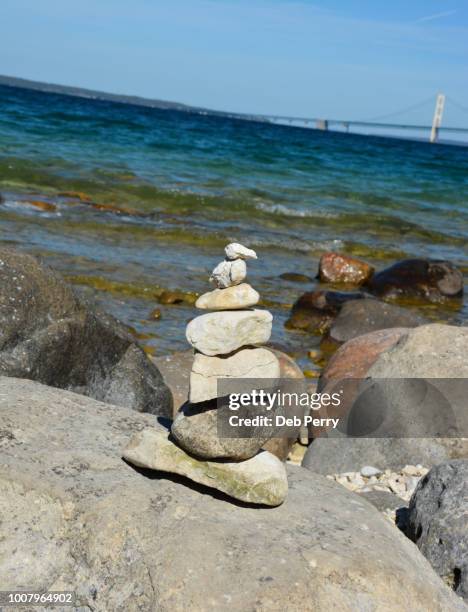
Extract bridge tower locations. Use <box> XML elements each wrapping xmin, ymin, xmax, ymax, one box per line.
<box><xmin>430</xmin><ymin>93</ymin><xmax>445</xmax><ymax>143</ymax></box>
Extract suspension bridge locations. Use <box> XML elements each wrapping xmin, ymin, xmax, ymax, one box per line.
<box><xmin>227</xmin><ymin>94</ymin><xmax>468</xmax><ymax>143</ymax></box>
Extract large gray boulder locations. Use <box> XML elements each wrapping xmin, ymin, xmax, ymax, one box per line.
<box><xmin>407</xmin><ymin>460</ymin><xmax>468</xmax><ymax>601</ymax></box>
<box><xmin>327</xmin><ymin>298</ymin><xmax>426</xmax><ymax>344</ymax></box>
<box><xmin>0</xmin><ymin>377</ymin><xmax>463</xmax><ymax>611</ymax></box>
<box><xmin>0</xmin><ymin>247</ymin><xmax>171</xmax><ymax>416</ymax></box>
<box><xmin>303</xmin><ymin>324</ymin><xmax>468</xmax><ymax>473</ymax></box>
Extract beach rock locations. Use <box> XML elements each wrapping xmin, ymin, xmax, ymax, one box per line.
<box><xmin>209</xmin><ymin>258</ymin><xmax>246</xmax><ymax>288</ymax></box>
<box><xmin>1</xmin><ymin>377</ymin><xmax>464</xmax><ymax>612</ymax></box>
<box><xmin>303</xmin><ymin>438</ymin><xmax>468</xmax><ymax>475</ymax></box>
<box><xmin>303</xmin><ymin>324</ymin><xmax>468</xmax><ymax>474</ymax></box>
<box><xmin>361</xmin><ymin>465</ymin><xmax>382</xmax><ymax>477</ymax></box>
<box><xmin>318</xmin><ymin>252</ymin><xmax>374</xmax><ymax>286</ymax></box>
<box><xmin>186</xmin><ymin>309</ymin><xmax>272</xmax><ymax>356</ymax></box>
<box><xmin>319</xmin><ymin>327</ymin><xmax>409</xmax><ymax>386</ymax></box>
<box><xmin>124</xmin><ymin>427</ymin><xmax>287</xmax><ymax>506</ymax></box>
<box><xmin>195</xmin><ymin>282</ymin><xmax>259</xmax><ymax>310</ymax></box>
<box><xmin>224</xmin><ymin>242</ymin><xmax>257</xmax><ymax>260</ymax></box>
<box><xmin>367</xmin><ymin>259</ymin><xmax>464</xmax><ymax>302</ymax></box>
<box><xmin>0</xmin><ymin>247</ymin><xmax>172</xmax><ymax>416</ymax></box>
<box><xmin>171</xmin><ymin>400</ymin><xmax>269</xmax><ymax>460</ymax></box>
<box><xmin>407</xmin><ymin>460</ymin><xmax>468</xmax><ymax>600</ymax></box>
<box><xmin>285</xmin><ymin>289</ymin><xmax>366</xmax><ymax>333</ymax></box>
<box><xmin>327</xmin><ymin>298</ymin><xmax>426</xmax><ymax>344</ymax></box>
<box><xmin>155</xmin><ymin>348</ymin><xmax>302</xmax><ymax>460</ymax></box>
<box><xmin>189</xmin><ymin>347</ymin><xmax>280</xmax><ymax>404</ymax></box>
<box><xmin>368</xmin><ymin>323</ymin><xmax>468</xmax><ymax>379</ymax></box>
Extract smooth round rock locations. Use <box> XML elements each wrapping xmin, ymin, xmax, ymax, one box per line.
<box><xmin>186</xmin><ymin>309</ymin><xmax>273</xmax><ymax>356</ymax></box>
<box><xmin>195</xmin><ymin>283</ymin><xmax>259</xmax><ymax>310</ymax></box>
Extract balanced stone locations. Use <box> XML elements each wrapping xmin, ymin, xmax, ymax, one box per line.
<box><xmin>123</xmin><ymin>426</ymin><xmax>288</xmax><ymax>506</ymax></box>
<box><xmin>210</xmin><ymin>259</ymin><xmax>246</xmax><ymax>288</ymax></box>
<box><xmin>186</xmin><ymin>309</ymin><xmax>272</xmax><ymax>356</ymax></box>
<box><xmin>225</xmin><ymin>242</ymin><xmax>257</xmax><ymax>260</ymax></box>
<box><xmin>195</xmin><ymin>283</ymin><xmax>260</xmax><ymax>310</ymax></box>
<box><xmin>171</xmin><ymin>400</ymin><xmax>269</xmax><ymax>460</ymax></box>
<box><xmin>189</xmin><ymin>347</ymin><xmax>280</xmax><ymax>403</ymax></box>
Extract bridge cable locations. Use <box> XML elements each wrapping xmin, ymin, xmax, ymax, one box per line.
<box><xmin>360</xmin><ymin>96</ymin><xmax>435</xmax><ymax>123</ymax></box>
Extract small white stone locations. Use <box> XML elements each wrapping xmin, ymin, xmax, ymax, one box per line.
<box><xmin>224</xmin><ymin>243</ymin><xmax>257</xmax><ymax>260</ymax></box>
<box><xmin>210</xmin><ymin>259</ymin><xmax>246</xmax><ymax>288</ymax></box>
<box><xmin>360</xmin><ymin>466</ymin><xmax>382</xmax><ymax>478</ymax></box>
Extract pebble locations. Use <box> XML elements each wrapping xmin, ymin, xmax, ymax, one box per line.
<box><xmin>360</xmin><ymin>465</ymin><xmax>382</xmax><ymax>478</ymax></box>
<box><xmin>224</xmin><ymin>243</ymin><xmax>257</xmax><ymax>260</ymax></box>
<box><xmin>210</xmin><ymin>259</ymin><xmax>246</xmax><ymax>288</ymax></box>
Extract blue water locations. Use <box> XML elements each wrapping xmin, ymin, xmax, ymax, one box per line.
<box><xmin>0</xmin><ymin>84</ymin><xmax>467</xmax><ymax>364</ymax></box>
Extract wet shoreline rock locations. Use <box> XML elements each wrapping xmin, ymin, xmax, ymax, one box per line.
<box><xmin>318</xmin><ymin>252</ymin><xmax>374</xmax><ymax>286</ymax></box>
<box><xmin>367</xmin><ymin>258</ymin><xmax>463</xmax><ymax>302</ymax></box>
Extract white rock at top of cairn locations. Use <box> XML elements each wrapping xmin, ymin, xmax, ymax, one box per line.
<box><xmin>210</xmin><ymin>258</ymin><xmax>246</xmax><ymax>289</ymax></box>
<box><xmin>224</xmin><ymin>243</ymin><xmax>257</xmax><ymax>260</ymax></box>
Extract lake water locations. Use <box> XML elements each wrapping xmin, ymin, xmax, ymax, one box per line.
<box><xmin>1</xmin><ymin>84</ymin><xmax>467</xmax><ymax>368</ymax></box>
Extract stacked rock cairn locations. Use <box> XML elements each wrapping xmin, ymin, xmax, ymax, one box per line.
<box><xmin>123</xmin><ymin>243</ymin><xmax>288</xmax><ymax>507</ymax></box>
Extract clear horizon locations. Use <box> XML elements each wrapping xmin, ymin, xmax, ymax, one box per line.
<box><xmin>1</xmin><ymin>0</ymin><xmax>468</xmax><ymax>128</ymax></box>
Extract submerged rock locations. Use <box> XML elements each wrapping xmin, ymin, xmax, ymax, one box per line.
<box><xmin>124</xmin><ymin>426</ymin><xmax>287</xmax><ymax>506</ymax></box>
<box><xmin>0</xmin><ymin>247</ymin><xmax>172</xmax><ymax>416</ymax></box>
<box><xmin>318</xmin><ymin>252</ymin><xmax>374</xmax><ymax>286</ymax></box>
<box><xmin>285</xmin><ymin>289</ymin><xmax>366</xmax><ymax>333</ymax></box>
<box><xmin>327</xmin><ymin>298</ymin><xmax>426</xmax><ymax>344</ymax></box>
<box><xmin>1</xmin><ymin>377</ymin><xmax>463</xmax><ymax>611</ymax></box>
<box><xmin>195</xmin><ymin>282</ymin><xmax>259</xmax><ymax>310</ymax></box>
<box><xmin>367</xmin><ymin>258</ymin><xmax>463</xmax><ymax>302</ymax></box>
<box><xmin>407</xmin><ymin>459</ymin><xmax>468</xmax><ymax>600</ymax></box>
<box><xmin>186</xmin><ymin>309</ymin><xmax>272</xmax><ymax>356</ymax></box>
<box><xmin>189</xmin><ymin>346</ymin><xmax>280</xmax><ymax>404</ymax></box>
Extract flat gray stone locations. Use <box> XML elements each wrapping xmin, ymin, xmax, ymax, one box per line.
<box><xmin>123</xmin><ymin>427</ymin><xmax>288</xmax><ymax>507</ymax></box>
<box><xmin>186</xmin><ymin>309</ymin><xmax>273</xmax><ymax>356</ymax></box>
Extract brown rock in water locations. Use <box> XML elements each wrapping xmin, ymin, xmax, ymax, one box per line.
<box><xmin>285</xmin><ymin>289</ymin><xmax>366</xmax><ymax>333</ymax></box>
<box><xmin>279</xmin><ymin>272</ymin><xmax>314</xmax><ymax>283</ymax></box>
<box><xmin>149</xmin><ymin>307</ymin><xmax>162</xmax><ymax>320</ymax></box>
<box><xmin>27</xmin><ymin>200</ymin><xmax>57</xmax><ymax>212</ymax></box>
<box><xmin>318</xmin><ymin>252</ymin><xmax>374</xmax><ymax>286</ymax></box>
<box><xmin>367</xmin><ymin>258</ymin><xmax>463</xmax><ymax>302</ymax></box>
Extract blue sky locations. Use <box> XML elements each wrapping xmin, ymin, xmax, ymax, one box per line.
<box><xmin>1</xmin><ymin>0</ymin><xmax>468</xmax><ymax>125</ymax></box>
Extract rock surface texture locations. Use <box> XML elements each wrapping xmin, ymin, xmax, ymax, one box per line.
<box><xmin>0</xmin><ymin>247</ymin><xmax>172</xmax><ymax>416</ymax></box>
<box><xmin>303</xmin><ymin>324</ymin><xmax>468</xmax><ymax>473</ymax></box>
<box><xmin>185</xmin><ymin>309</ymin><xmax>273</xmax><ymax>356</ymax></box>
<box><xmin>318</xmin><ymin>252</ymin><xmax>374</xmax><ymax>286</ymax></box>
<box><xmin>367</xmin><ymin>258</ymin><xmax>463</xmax><ymax>302</ymax></box>
<box><xmin>327</xmin><ymin>298</ymin><xmax>426</xmax><ymax>344</ymax></box>
<box><xmin>195</xmin><ymin>282</ymin><xmax>259</xmax><ymax>310</ymax></box>
<box><xmin>407</xmin><ymin>459</ymin><xmax>468</xmax><ymax>601</ymax></box>
<box><xmin>0</xmin><ymin>377</ymin><xmax>464</xmax><ymax>611</ymax></box>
